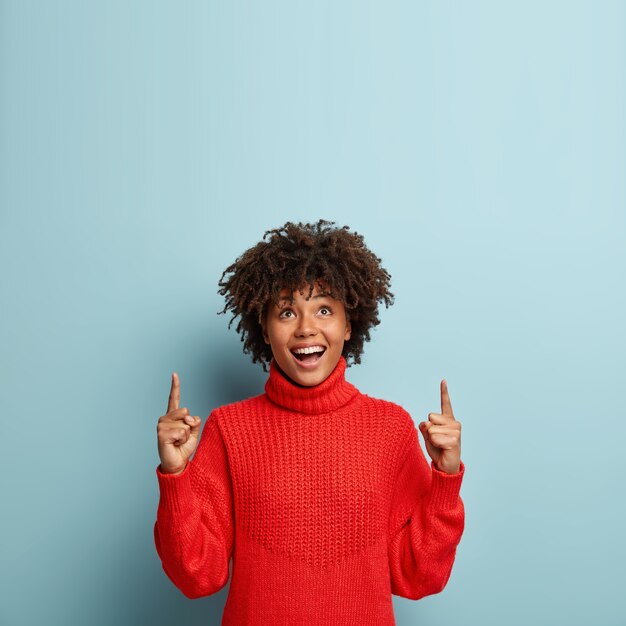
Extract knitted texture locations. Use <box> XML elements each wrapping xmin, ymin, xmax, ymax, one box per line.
<box><xmin>154</xmin><ymin>356</ymin><xmax>466</xmax><ymax>625</ymax></box>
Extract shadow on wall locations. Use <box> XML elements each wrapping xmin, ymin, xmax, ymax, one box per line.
<box><xmin>204</xmin><ymin>343</ymin><xmax>269</xmax><ymax>409</ymax></box>
<box><xmin>130</xmin><ymin>344</ymin><xmax>262</xmax><ymax>625</ymax></box>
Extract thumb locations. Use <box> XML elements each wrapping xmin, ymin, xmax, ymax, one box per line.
<box><xmin>189</xmin><ymin>415</ymin><xmax>202</xmax><ymax>434</ymax></box>
<box><xmin>418</xmin><ymin>421</ymin><xmax>438</xmax><ymax>459</ymax></box>
<box><xmin>184</xmin><ymin>416</ymin><xmax>202</xmax><ymax>456</ymax></box>
<box><xmin>182</xmin><ymin>415</ymin><xmax>202</xmax><ymax>440</ymax></box>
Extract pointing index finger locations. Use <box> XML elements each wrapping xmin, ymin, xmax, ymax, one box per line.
<box><xmin>168</xmin><ymin>372</ymin><xmax>180</xmax><ymax>413</ymax></box>
<box><xmin>440</xmin><ymin>378</ymin><xmax>454</xmax><ymax>418</ymax></box>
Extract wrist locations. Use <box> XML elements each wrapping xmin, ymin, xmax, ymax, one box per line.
<box><xmin>159</xmin><ymin>462</ymin><xmax>187</xmax><ymax>475</ymax></box>
<box><xmin>434</xmin><ymin>460</ymin><xmax>461</xmax><ymax>474</ymax></box>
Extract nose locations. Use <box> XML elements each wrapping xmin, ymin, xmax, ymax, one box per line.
<box><xmin>295</xmin><ymin>311</ymin><xmax>318</xmax><ymax>337</ymax></box>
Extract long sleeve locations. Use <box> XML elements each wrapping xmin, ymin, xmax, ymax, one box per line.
<box><xmin>153</xmin><ymin>410</ymin><xmax>235</xmax><ymax>599</ymax></box>
<box><xmin>387</xmin><ymin>418</ymin><xmax>465</xmax><ymax>600</ymax></box>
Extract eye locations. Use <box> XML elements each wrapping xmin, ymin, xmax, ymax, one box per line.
<box><xmin>319</xmin><ymin>307</ymin><xmax>332</xmax><ymax>315</ymax></box>
<box><xmin>279</xmin><ymin>309</ymin><xmax>294</xmax><ymax>318</ymax></box>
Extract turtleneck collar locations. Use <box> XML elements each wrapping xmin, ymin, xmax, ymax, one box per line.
<box><xmin>264</xmin><ymin>355</ymin><xmax>360</xmax><ymax>414</ymax></box>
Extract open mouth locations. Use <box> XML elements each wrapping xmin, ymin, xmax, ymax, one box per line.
<box><xmin>290</xmin><ymin>346</ymin><xmax>326</xmax><ymax>366</ymax></box>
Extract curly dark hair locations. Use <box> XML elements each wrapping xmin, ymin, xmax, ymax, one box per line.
<box><xmin>217</xmin><ymin>219</ymin><xmax>395</xmax><ymax>371</ymax></box>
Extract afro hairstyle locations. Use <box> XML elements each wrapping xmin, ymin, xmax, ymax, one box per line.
<box><xmin>217</xmin><ymin>218</ymin><xmax>395</xmax><ymax>371</ymax></box>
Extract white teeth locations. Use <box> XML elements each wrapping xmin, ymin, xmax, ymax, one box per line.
<box><xmin>292</xmin><ymin>346</ymin><xmax>325</xmax><ymax>355</ymax></box>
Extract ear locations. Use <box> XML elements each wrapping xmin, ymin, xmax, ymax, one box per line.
<box><xmin>344</xmin><ymin>319</ymin><xmax>351</xmax><ymax>342</ymax></box>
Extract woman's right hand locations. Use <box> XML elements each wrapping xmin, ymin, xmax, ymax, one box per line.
<box><xmin>157</xmin><ymin>372</ymin><xmax>202</xmax><ymax>474</ymax></box>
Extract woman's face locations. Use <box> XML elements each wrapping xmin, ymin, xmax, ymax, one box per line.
<box><xmin>262</xmin><ymin>282</ymin><xmax>351</xmax><ymax>387</ymax></box>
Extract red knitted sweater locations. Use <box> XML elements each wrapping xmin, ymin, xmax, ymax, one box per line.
<box><xmin>154</xmin><ymin>356</ymin><xmax>465</xmax><ymax>625</ymax></box>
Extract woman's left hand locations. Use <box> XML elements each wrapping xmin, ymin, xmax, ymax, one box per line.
<box><xmin>418</xmin><ymin>379</ymin><xmax>462</xmax><ymax>474</ymax></box>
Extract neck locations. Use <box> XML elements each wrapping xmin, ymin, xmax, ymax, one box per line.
<box><xmin>264</xmin><ymin>356</ymin><xmax>360</xmax><ymax>414</ymax></box>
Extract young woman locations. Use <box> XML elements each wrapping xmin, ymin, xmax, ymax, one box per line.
<box><xmin>154</xmin><ymin>219</ymin><xmax>465</xmax><ymax>625</ymax></box>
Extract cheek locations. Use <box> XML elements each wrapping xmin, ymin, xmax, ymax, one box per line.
<box><xmin>333</xmin><ymin>322</ymin><xmax>349</xmax><ymax>342</ymax></box>
<box><xmin>264</xmin><ymin>321</ymin><xmax>287</xmax><ymax>344</ymax></box>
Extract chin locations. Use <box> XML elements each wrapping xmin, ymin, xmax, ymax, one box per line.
<box><xmin>283</xmin><ymin>366</ymin><xmax>326</xmax><ymax>387</ymax></box>
<box><xmin>295</xmin><ymin>372</ymin><xmax>327</xmax><ymax>386</ymax></box>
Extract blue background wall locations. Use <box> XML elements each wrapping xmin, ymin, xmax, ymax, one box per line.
<box><xmin>1</xmin><ymin>2</ymin><xmax>624</xmax><ymax>625</ymax></box>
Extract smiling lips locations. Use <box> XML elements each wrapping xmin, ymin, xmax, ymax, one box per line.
<box><xmin>290</xmin><ymin>345</ymin><xmax>326</xmax><ymax>368</ymax></box>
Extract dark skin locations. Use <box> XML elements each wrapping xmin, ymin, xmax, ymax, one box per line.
<box><xmin>419</xmin><ymin>380</ymin><xmax>462</xmax><ymax>474</ymax></box>
<box><xmin>260</xmin><ymin>282</ymin><xmax>352</xmax><ymax>388</ymax></box>
<box><xmin>156</xmin><ymin>372</ymin><xmax>201</xmax><ymax>474</ymax></box>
